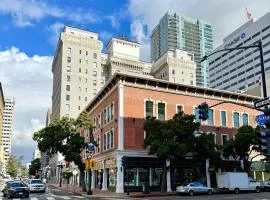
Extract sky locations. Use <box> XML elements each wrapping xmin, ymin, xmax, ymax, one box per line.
<box><xmin>0</xmin><ymin>0</ymin><xmax>270</xmax><ymax>163</ymax></box>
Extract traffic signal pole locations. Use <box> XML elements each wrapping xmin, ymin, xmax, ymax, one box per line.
<box><xmin>259</xmin><ymin>41</ymin><xmax>267</xmax><ymax>98</ymax></box>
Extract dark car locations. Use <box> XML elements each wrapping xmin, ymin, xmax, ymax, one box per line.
<box><xmin>2</xmin><ymin>181</ymin><xmax>29</xmax><ymax>198</ymax></box>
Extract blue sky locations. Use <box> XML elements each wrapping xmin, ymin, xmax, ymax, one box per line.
<box><xmin>0</xmin><ymin>0</ymin><xmax>269</xmax><ymax>164</ymax></box>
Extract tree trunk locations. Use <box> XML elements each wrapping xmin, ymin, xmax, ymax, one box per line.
<box><xmin>161</xmin><ymin>166</ymin><xmax>167</xmax><ymax>192</ymax></box>
<box><xmin>79</xmin><ymin>169</ymin><xmax>86</xmax><ymax>192</ymax></box>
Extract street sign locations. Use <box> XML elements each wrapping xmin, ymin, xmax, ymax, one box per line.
<box><xmin>256</xmin><ymin>114</ymin><xmax>270</xmax><ymax>126</ymax></box>
<box><xmin>87</xmin><ymin>143</ymin><xmax>95</xmax><ymax>151</ymax></box>
<box><xmin>254</xmin><ymin>97</ymin><xmax>270</xmax><ymax>108</ymax></box>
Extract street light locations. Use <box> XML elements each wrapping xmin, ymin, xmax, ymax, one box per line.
<box><xmin>57</xmin><ymin>163</ymin><xmax>63</xmax><ymax>187</ymax></box>
<box><xmin>201</xmin><ymin>41</ymin><xmax>267</xmax><ymax>98</ymax></box>
<box><xmin>86</xmin><ymin>142</ymin><xmax>95</xmax><ymax>195</ymax></box>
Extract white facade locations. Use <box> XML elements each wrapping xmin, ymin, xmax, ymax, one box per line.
<box><xmin>1</xmin><ymin>97</ymin><xmax>15</xmax><ymax>174</ymax></box>
<box><xmin>209</xmin><ymin>13</ymin><xmax>270</xmax><ymax>92</ymax></box>
<box><xmin>151</xmin><ymin>49</ymin><xmax>196</xmax><ymax>85</ymax></box>
<box><xmin>104</xmin><ymin>38</ymin><xmax>152</xmax><ymax>79</ymax></box>
<box><xmin>52</xmin><ymin>26</ymin><xmax>105</xmax><ymax>120</ymax></box>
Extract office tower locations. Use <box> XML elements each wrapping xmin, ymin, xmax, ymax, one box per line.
<box><xmin>209</xmin><ymin>13</ymin><xmax>270</xmax><ymax>93</ymax></box>
<box><xmin>52</xmin><ymin>26</ymin><xmax>105</xmax><ymax>120</ymax></box>
<box><xmin>1</xmin><ymin>97</ymin><xmax>15</xmax><ymax>174</ymax></box>
<box><xmin>151</xmin><ymin>12</ymin><xmax>213</xmax><ymax>87</ymax></box>
<box><xmin>0</xmin><ymin>83</ymin><xmax>4</xmax><ymax>173</ymax></box>
<box><xmin>151</xmin><ymin>49</ymin><xmax>196</xmax><ymax>85</ymax></box>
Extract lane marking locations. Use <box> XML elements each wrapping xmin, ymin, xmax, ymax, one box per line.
<box><xmin>46</xmin><ymin>197</ymin><xmax>55</xmax><ymax>200</ymax></box>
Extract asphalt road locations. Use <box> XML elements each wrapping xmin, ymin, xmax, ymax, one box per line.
<box><xmin>149</xmin><ymin>192</ymin><xmax>270</xmax><ymax>200</ymax></box>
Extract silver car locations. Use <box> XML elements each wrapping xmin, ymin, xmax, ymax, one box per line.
<box><xmin>176</xmin><ymin>182</ymin><xmax>213</xmax><ymax>196</ymax></box>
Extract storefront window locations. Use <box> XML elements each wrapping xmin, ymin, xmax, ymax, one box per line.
<box><xmin>109</xmin><ymin>168</ymin><xmax>116</xmax><ymax>187</ymax></box>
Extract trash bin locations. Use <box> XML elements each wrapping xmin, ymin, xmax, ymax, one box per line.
<box><xmin>142</xmin><ymin>182</ymin><xmax>150</xmax><ymax>194</ymax></box>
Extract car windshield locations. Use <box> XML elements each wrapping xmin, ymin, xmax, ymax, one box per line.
<box><xmin>31</xmin><ymin>180</ymin><xmax>42</xmax><ymax>184</ymax></box>
<box><xmin>11</xmin><ymin>182</ymin><xmax>24</xmax><ymax>188</ymax></box>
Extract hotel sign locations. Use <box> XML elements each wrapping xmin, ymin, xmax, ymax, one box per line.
<box><xmin>225</xmin><ymin>32</ymin><xmax>246</xmax><ymax>48</ymax></box>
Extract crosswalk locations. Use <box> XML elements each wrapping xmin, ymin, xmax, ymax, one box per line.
<box><xmin>0</xmin><ymin>194</ymin><xmax>86</xmax><ymax>200</ymax></box>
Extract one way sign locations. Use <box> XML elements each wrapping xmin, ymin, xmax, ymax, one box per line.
<box><xmin>254</xmin><ymin>97</ymin><xmax>270</xmax><ymax>109</ymax></box>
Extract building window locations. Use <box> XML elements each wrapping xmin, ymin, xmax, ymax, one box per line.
<box><xmin>85</xmin><ymin>97</ymin><xmax>87</xmax><ymax>102</ymax></box>
<box><xmin>79</xmin><ymin>87</ymin><xmax>81</xmax><ymax>92</ymax></box>
<box><xmin>67</xmin><ymin>47</ymin><xmax>71</xmax><ymax>54</ymax></box>
<box><xmin>242</xmin><ymin>113</ymin><xmax>249</xmax><ymax>125</ymax></box>
<box><xmin>194</xmin><ymin>107</ymin><xmax>199</xmax><ymax>121</ymax></box>
<box><xmin>85</xmin><ymin>88</ymin><xmax>87</xmax><ymax>92</ymax></box>
<box><xmin>67</xmin><ymin>66</ymin><xmax>71</xmax><ymax>72</ymax></box>
<box><xmin>93</xmin><ymin>62</ymin><xmax>97</xmax><ymax>68</ymax></box>
<box><xmin>222</xmin><ymin>134</ymin><xmax>229</xmax><ymax>145</ymax></box>
<box><xmin>86</xmin><ymin>51</ymin><xmax>88</xmax><ymax>56</ymax></box>
<box><xmin>65</xmin><ymin>104</ymin><xmax>70</xmax><ymax>111</ymax></box>
<box><xmin>66</xmin><ymin>95</ymin><xmax>70</xmax><ymax>101</ymax></box>
<box><xmin>176</xmin><ymin>105</ymin><xmax>183</xmax><ymax>113</ymax></box>
<box><xmin>79</xmin><ymin>68</ymin><xmax>81</xmax><ymax>73</ymax></box>
<box><xmin>110</xmin><ymin>129</ymin><xmax>114</xmax><ymax>148</ymax></box>
<box><xmin>158</xmin><ymin>102</ymin><xmax>165</xmax><ymax>120</ymax></box>
<box><xmin>93</xmin><ymin>71</ymin><xmax>97</xmax><ymax>76</ymax></box>
<box><xmin>78</xmin><ymin>106</ymin><xmax>80</xmax><ymax>110</ymax></box>
<box><xmin>66</xmin><ymin>85</ymin><xmax>70</xmax><ymax>91</ymax></box>
<box><xmin>85</xmin><ymin>69</ymin><xmax>88</xmax><ymax>74</ymax></box>
<box><xmin>233</xmin><ymin>112</ymin><xmax>240</xmax><ymax>128</ymax></box>
<box><xmin>208</xmin><ymin>109</ymin><xmax>214</xmax><ymax>125</ymax></box>
<box><xmin>190</xmin><ymin>73</ymin><xmax>193</xmax><ymax>78</ymax></box>
<box><xmin>190</xmin><ymin>80</ymin><xmax>193</xmax><ymax>85</ymax></box>
<box><xmin>145</xmin><ymin>101</ymin><xmax>154</xmax><ymax>118</ymax></box>
<box><xmin>79</xmin><ymin>50</ymin><xmax>82</xmax><ymax>54</ymax></box>
<box><xmin>93</xmin><ymin>53</ymin><xmax>97</xmax><ymax>59</ymax></box>
<box><xmin>78</xmin><ymin>96</ymin><xmax>81</xmax><ymax>100</ymax></box>
<box><xmin>79</xmin><ymin>59</ymin><xmax>82</xmax><ymax>63</ymax></box>
<box><xmin>172</xmin><ymin>69</ymin><xmax>175</xmax><ymax>75</ymax></box>
<box><xmin>93</xmin><ymin>80</ymin><xmax>97</xmax><ymax>86</ymax></box>
<box><xmin>67</xmin><ymin>75</ymin><xmax>70</xmax><ymax>82</ymax></box>
<box><xmin>93</xmin><ymin>89</ymin><xmax>97</xmax><ymax>95</ymax></box>
<box><xmin>104</xmin><ymin>134</ymin><xmax>107</xmax><ymax>150</ymax></box>
<box><xmin>221</xmin><ymin>111</ymin><xmax>227</xmax><ymax>126</ymax></box>
<box><xmin>67</xmin><ymin>57</ymin><xmax>71</xmax><ymax>63</ymax></box>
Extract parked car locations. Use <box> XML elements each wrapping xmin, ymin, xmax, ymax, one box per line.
<box><xmin>176</xmin><ymin>182</ymin><xmax>213</xmax><ymax>196</ymax></box>
<box><xmin>2</xmin><ymin>181</ymin><xmax>29</xmax><ymax>198</ymax></box>
<box><xmin>26</xmin><ymin>179</ymin><xmax>45</xmax><ymax>193</ymax></box>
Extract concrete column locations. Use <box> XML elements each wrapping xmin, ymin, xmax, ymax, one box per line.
<box><xmin>149</xmin><ymin>168</ymin><xmax>153</xmax><ymax>186</ymax></box>
<box><xmin>166</xmin><ymin>159</ymin><xmax>172</xmax><ymax>192</ymax></box>
<box><xmin>136</xmin><ymin>168</ymin><xmax>139</xmax><ymax>186</ymax></box>
<box><xmin>102</xmin><ymin>161</ymin><xmax>108</xmax><ymax>191</ymax></box>
<box><xmin>91</xmin><ymin>170</ymin><xmax>95</xmax><ymax>189</ymax></box>
<box><xmin>262</xmin><ymin>171</ymin><xmax>265</xmax><ymax>181</ymax></box>
<box><xmin>254</xmin><ymin>171</ymin><xmax>256</xmax><ymax>180</ymax></box>
<box><xmin>116</xmin><ymin>155</ymin><xmax>124</xmax><ymax>193</ymax></box>
<box><xmin>206</xmin><ymin>159</ymin><xmax>211</xmax><ymax>187</ymax></box>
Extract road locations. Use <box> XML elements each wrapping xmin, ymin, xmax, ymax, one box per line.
<box><xmin>149</xmin><ymin>192</ymin><xmax>270</xmax><ymax>200</ymax></box>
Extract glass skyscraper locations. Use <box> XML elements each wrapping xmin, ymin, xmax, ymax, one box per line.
<box><xmin>151</xmin><ymin>12</ymin><xmax>213</xmax><ymax>87</ymax></box>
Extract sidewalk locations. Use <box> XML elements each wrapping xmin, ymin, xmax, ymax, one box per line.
<box><xmin>48</xmin><ymin>183</ymin><xmax>177</xmax><ymax>198</ymax></box>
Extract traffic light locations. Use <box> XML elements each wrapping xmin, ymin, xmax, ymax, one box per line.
<box><xmin>89</xmin><ymin>159</ymin><xmax>96</xmax><ymax>169</ymax></box>
<box><xmin>259</xmin><ymin>129</ymin><xmax>270</xmax><ymax>155</ymax></box>
<box><xmin>264</xmin><ymin>108</ymin><xmax>270</xmax><ymax>127</ymax></box>
<box><xmin>198</xmin><ymin>103</ymin><xmax>209</xmax><ymax>121</ymax></box>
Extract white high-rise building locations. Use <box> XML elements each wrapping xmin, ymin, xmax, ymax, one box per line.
<box><xmin>209</xmin><ymin>13</ymin><xmax>270</xmax><ymax>93</ymax></box>
<box><xmin>1</xmin><ymin>97</ymin><xmax>15</xmax><ymax>174</ymax></box>
<box><xmin>52</xmin><ymin>26</ymin><xmax>105</xmax><ymax>120</ymax></box>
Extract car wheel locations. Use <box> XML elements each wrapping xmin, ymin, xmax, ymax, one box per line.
<box><xmin>208</xmin><ymin>189</ymin><xmax>213</xmax><ymax>195</ymax></box>
<box><xmin>25</xmin><ymin>193</ymin><xmax>29</xmax><ymax>198</ymax></box>
<box><xmin>255</xmin><ymin>186</ymin><xmax>261</xmax><ymax>193</ymax></box>
<box><xmin>234</xmin><ymin>188</ymin><xmax>240</xmax><ymax>194</ymax></box>
<box><xmin>189</xmin><ymin>190</ymin><xmax>194</xmax><ymax>196</ymax></box>
<box><xmin>3</xmin><ymin>192</ymin><xmax>6</xmax><ymax>197</ymax></box>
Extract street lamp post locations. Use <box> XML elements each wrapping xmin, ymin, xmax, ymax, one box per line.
<box><xmin>57</xmin><ymin>163</ymin><xmax>63</xmax><ymax>187</ymax></box>
<box><xmin>201</xmin><ymin>41</ymin><xmax>267</xmax><ymax>98</ymax></box>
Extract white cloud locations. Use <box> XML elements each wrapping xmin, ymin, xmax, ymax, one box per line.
<box><xmin>48</xmin><ymin>22</ymin><xmax>64</xmax><ymax>45</ymax></box>
<box><xmin>127</xmin><ymin>0</ymin><xmax>270</xmax><ymax>61</ymax></box>
<box><xmin>99</xmin><ymin>31</ymin><xmax>113</xmax><ymax>43</ymax></box>
<box><xmin>0</xmin><ymin>47</ymin><xmax>53</xmax><ymax>156</ymax></box>
<box><xmin>0</xmin><ymin>0</ymin><xmax>100</xmax><ymax>27</ymax></box>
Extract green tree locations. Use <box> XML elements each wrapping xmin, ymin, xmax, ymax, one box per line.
<box><xmin>143</xmin><ymin>111</ymin><xmax>200</xmax><ymax>191</ymax></box>
<box><xmin>6</xmin><ymin>156</ymin><xmax>20</xmax><ymax>178</ymax></box>
<box><xmin>62</xmin><ymin>171</ymin><xmax>73</xmax><ymax>185</ymax></box>
<box><xmin>33</xmin><ymin>111</ymin><xmax>95</xmax><ymax>191</ymax></box>
<box><xmin>194</xmin><ymin>132</ymin><xmax>222</xmax><ymax>165</ymax></box>
<box><xmin>29</xmin><ymin>158</ymin><xmax>41</xmax><ymax>177</ymax></box>
<box><xmin>222</xmin><ymin>125</ymin><xmax>259</xmax><ymax>172</ymax></box>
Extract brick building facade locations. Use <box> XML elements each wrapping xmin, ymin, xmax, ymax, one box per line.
<box><xmin>83</xmin><ymin>73</ymin><xmax>262</xmax><ymax>193</ymax></box>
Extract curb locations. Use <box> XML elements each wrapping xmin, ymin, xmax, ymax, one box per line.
<box><xmin>48</xmin><ymin>184</ymin><xmax>85</xmax><ymax>196</ymax></box>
